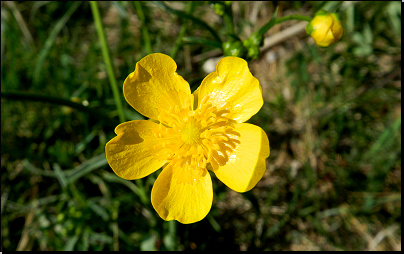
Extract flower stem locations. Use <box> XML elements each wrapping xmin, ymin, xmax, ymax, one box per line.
<box><xmin>275</xmin><ymin>14</ymin><xmax>312</xmax><ymax>25</ymax></box>
<box><xmin>90</xmin><ymin>1</ymin><xmax>125</xmax><ymax>123</ymax></box>
<box><xmin>133</xmin><ymin>1</ymin><xmax>153</xmax><ymax>55</ymax></box>
<box><xmin>170</xmin><ymin>1</ymin><xmax>196</xmax><ymax>59</ymax></box>
<box><xmin>257</xmin><ymin>13</ymin><xmax>312</xmax><ymax>37</ymax></box>
<box><xmin>166</xmin><ymin>220</ymin><xmax>177</xmax><ymax>250</ymax></box>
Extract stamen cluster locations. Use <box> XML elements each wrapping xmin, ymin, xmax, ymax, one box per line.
<box><xmin>153</xmin><ymin>95</ymin><xmax>240</xmax><ymax>174</ymax></box>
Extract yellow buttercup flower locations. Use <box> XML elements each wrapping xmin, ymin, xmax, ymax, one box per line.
<box><xmin>306</xmin><ymin>11</ymin><xmax>343</xmax><ymax>47</ymax></box>
<box><xmin>105</xmin><ymin>53</ymin><xmax>270</xmax><ymax>224</ymax></box>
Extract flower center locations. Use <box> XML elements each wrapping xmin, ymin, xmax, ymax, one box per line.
<box><xmin>153</xmin><ymin>95</ymin><xmax>240</xmax><ymax>171</ymax></box>
<box><xmin>181</xmin><ymin>122</ymin><xmax>200</xmax><ymax>145</ymax></box>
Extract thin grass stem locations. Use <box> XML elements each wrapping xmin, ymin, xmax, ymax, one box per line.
<box><xmin>90</xmin><ymin>1</ymin><xmax>125</xmax><ymax>123</ymax></box>
<box><xmin>133</xmin><ymin>1</ymin><xmax>152</xmax><ymax>55</ymax></box>
<box><xmin>33</xmin><ymin>1</ymin><xmax>81</xmax><ymax>85</ymax></box>
<box><xmin>170</xmin><ymin>1</ymin><xmax>196</xmax><ymax>59</ymax></box>
<box><xmin>154</xmin><ymin>1</ymin><xmax>222</xmax><ymax>44</ymax></box>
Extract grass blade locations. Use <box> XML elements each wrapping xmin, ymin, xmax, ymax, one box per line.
<box><xmin>181</xmin><ymin>36</ymin><xmax>222</xmax><ymax>49</ymax></box>
<box><xmin>33</xmin><ymin>1</ymin><xmax>81</xmax><ymax>85</ymax></box>
<box><xmin>133</xmin><ymin>1</ymin><xmax>152</xmax><ymax>55</ymax></box>
<box><xmin>101</xmin><ymin>171</ymin><xmax>149</xmax><ymax>206</ymax></box>
<box><xmin>66</xmin><ymin>153</ymin><xmax>108</xmax><ymax>185</ymax></box>
<box><xmin>170</xmin><ymin>1</ymin><xmax>196</xmax><ymax>59</ymax></box>
<box><xmin>1</xmin><ymin>91</ymin><xmax>114</xmax><ymax>125</ymax></box>
<box><xmin>90</xmin><ymin>1</ymin><xmax>126</xmax><ymax>123</ymax></box>
<box><xmin>154</xmin><ymin>1</ymin><xmax>222</xmax><ymax>44</ymax></box>
<box><xmin>53</xmin><ymin>163</ymin><xmax>68</xmax><ymax>188</ymax></box>
<box><xmin>363</xmin><ymin>116</ymin><xmax>401</xmax><ymax>162</ymax></box>
<box><xmin>63</xmin><ymin>235</ymin><xmax>80</xmax><ymax>251</ymax></box>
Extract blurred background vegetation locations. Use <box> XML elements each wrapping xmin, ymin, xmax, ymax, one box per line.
<box><xmin>1</xmin><ymin>1</ymin><xmax>401</xmax><ymax>251</ymax></box>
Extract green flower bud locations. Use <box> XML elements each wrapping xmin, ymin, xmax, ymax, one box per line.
<box><xmin>223</xmin><ymin>40</ymin><xmax>246</xmax><ymax>57</ymax></box>
<box><xmin>243</xmin><ymin>38</ymin><xmax>252</xmax><ymax>48</ymax></box>
<box><xmin>247</xmin><ymin>46</ymin><xmax>260</xmax><ymax>60</ymax></box>
<box><xmin>222</xmin><ymin>41</ymin><xmax>232</xmax><ymax>52</ymax></box>
<box><xmin>250</xmin><ymin>32</ymin><xmax>264</xmax><ymax>47</ymax></box>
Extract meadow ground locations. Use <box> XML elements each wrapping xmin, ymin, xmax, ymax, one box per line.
<box><xmin>1</xmin><ymin>1</ymin><xmax>401</xmax><ymax>250</ymax></box>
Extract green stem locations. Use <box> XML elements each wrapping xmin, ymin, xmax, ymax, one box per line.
<box><xmin>167</xmin><ymin>220</ymin><xmax>177</xmax><ymax>250</ymax></box>
<box><xmin>133</xmin><ymin>1</ymin><xmax>152</xmax><ymax>55</ymax></box>
<box><xmin>1</xmin><ymin>91</ymin><xmax>115</xmax><ymax>125</ymax></box>
<box><xmin>275</xmin><ymin>14</ymin><xmax>312</xmax><ymax>25</ymax></box>
<box><xmin>154</xmin><ymin>1</ymin><xmax>222</xmax><ymax>44</ymax></box>
<box><xmin>257</xmin><ymin>13</ymin><xmax>312</xmax><ymax>37</ymax></box>
<box><xmin>223</xmin><ymin>4</ymin><xmax>234</xmax><ymax>35</ymax></box>
<box><xmin>170</xmin><ymin>1</ymin><xmax>196</xmax><ymax>59</ymax></box>
<box><xmin>181</xmin><ymin>36</ymin><xmax>222</xmax><ymax>49</ymax></box>
<box><xmin>134</xmin><ymin>179</ymin><xmax>149</xmax><ymax>205</ymax></box>
<box><xmin>90</xmin><ymin>1</ymin><xmax>125</xmax><ymax>123</ymax></box>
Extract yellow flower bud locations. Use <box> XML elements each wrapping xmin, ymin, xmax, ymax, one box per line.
<box><xmin>306</xmin><ymin>11</ymin><xmax>343</xmax><ymax>47</ymax></box>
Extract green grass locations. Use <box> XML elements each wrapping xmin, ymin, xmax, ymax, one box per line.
<box><xmin>1</xmin><ymin>1</ymin><xmax>401</xmax><ymax>251</ymax></box>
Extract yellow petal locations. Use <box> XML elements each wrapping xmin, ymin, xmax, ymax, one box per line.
<box><xmin>105</xmin><ymin>120</ymin><xmax>168</xmax><ymax>180</ymax></box>
<box><xmin>211</xmin><ymin>123</ymin><xmax>270</xmax><ymax>192</ymax></box>
<box><xmin>311</xmin><ymin>15</ymin><xmax>333</xmax><ymax>45</ymax></box>
<box><xmin>195</xmin><ymin>57</ymin><xmax>263</xmax><ymax>123</ymax></box>
<box><xmin>151</xmin><ymin>162</ymin><xmax>213</xmax><ymax>224</ymax></box>
<box><xmin>320</xmin><ymin>29</ymin><xmax>336</xmax><ymax>47</ymax></box>
<box><xmin>123</xmin><ymin>53</ymin><xmax>192</xmax><ymax>120</ymax></box>
<box><xmin>330</xmin><ymin>14</ymin><xmax>343</xmax><ymax>42</ymax></box>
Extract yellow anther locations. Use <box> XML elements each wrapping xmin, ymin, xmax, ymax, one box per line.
<box><xmin>152</xmin><ymin>94</ymin><xmax>240</xmax><ymax>173</ymax></box>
